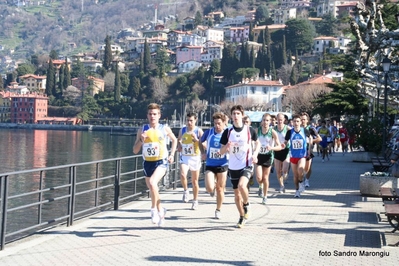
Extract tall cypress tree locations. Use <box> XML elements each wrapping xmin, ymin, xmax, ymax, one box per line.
<box><xmin>58</xmin><ymin>64</ymin><xmax>64</xmax><ymax>96</ymax></box>
<box><xmin>46</xmin><ymin>59</ymin><xmax>55</xmax><ymax>96</ymax></box>
<box><xmin>114</xmin><ymin>64</ymin><xmax>121</xmax><ymax>102</ymax></box>
<box><xmin>63</xmin><ymin>58</ymin><xmax>71</xmax><ymax>88</ymax></box>
<box><xmin>143</xmin><ymin>38</ymin><xmax>151</xmax><ymax>72</ymax></box>
<box><xmin>249</xmin><ymin>47</ymin><xmax>255</xmax><ymax>68</ymax></box>
<box><xmin>282</xmin><ymin>35</ymin><xmax>287</xmax><ymax>65</ymax></box>
<box><xmin>103</xmin><ymin>35</ymin><xmax>113</xmax><ymax>70</ymax></box>
<box><xmin>257</xmin><ymin>29</ymin><xmax>264</xmax><ymax>44</ymax></box>
<box><xmin>249</xmin><ymin>23</ymin><xmax>254</xmax><ymax>42</ymax></box>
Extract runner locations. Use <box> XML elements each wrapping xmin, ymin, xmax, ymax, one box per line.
<box><xmin>301</xmin><ymin>112</ymin><xmax>322</xmax><ymax>188</ymax></box>
<box><xmin>284</xmin><ymin>114</ymin><xmax>312</xmax><ymax>198</ymax></box>
<box><xmin>318</xmin><ymin>120</ymin><xmax>331</xmax><ymax>162</ymax></box>
<box><xmin>273</xmin><ymin>113</ymin><xmax>291</xmax><ymax>193</ymax></box>
<box><xmin>256</xmin><ymin>113</ymin><xmax>283</xmax><ymax>204</ymax></box>
<box><xmin>200</xmin><ymin>112</ymin><xmax>229</xmax><ymax>219</ymax></box>
<box><xmin>339</xmin><ymin>122</ymin><xmax>349</xmax><ymax>155</ymax></box>
<box><xmin>220</xmin><ymin>105</ymin><xmax>260</xmax><ymax>228</ymax></box>
<box><xmin>177</xmin><ymin>112</ymin><xmax>204</xmax><ymax>210</ymax></box>
<box><xmin>133</xmin><ymin>103</ymin><xmax>177</xmax><ymax>226</ymax></box>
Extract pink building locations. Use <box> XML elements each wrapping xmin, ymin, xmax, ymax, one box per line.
<box><xmin>229</xmin><ymin>26</ymin><xmax>250</xmax><ymax>43</ymax></box>
<box><xmin>11</xmin><ymin>93</ymin><xmax>48</xmax><ymax>124</ymax></box>
<box><xmin>175</xmin><ymin>46</ymin><xmax>203</xmax><ymax>65</ymax></box>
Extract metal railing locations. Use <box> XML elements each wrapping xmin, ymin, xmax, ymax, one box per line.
<box><xmin>0</xmin><ymin>153</ymin><xmax>183</xmax><ymax>250</ymax></box>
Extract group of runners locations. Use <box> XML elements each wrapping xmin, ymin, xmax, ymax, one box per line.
<box><xmin>133</xmin><ymin>103</ymin><xmax>343</xmax><ymax>228</ymax></box>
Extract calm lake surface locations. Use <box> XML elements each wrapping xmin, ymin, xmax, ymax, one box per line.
<box><xmin>0</xmin><ymin>128</ymin><xmax>137</xmax><ymax>173</ymax></box>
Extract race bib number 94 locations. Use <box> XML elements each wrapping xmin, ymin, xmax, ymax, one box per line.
<box><xmin>292</xmin><ymin>139</ymin><xmax>303</xmax><ymax>149</ymax></box>
<box><xmin>143</xmin><ymin>143</ymin><xmax>160</xmax><ymax>157</ymax></box>
<box><xmin>182</xmin><ymin>143</ymin><xmax>194</xmax><ymax>155</ymax></box>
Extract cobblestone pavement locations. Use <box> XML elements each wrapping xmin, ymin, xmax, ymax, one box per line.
<box><xmin>0</xmin><ymin>150</ymin><xmax>398</xmax><ymax>265</ymax></box>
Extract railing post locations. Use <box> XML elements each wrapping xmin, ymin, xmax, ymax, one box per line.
<box><xmin>0</xmin><ymin>175</ymin><xmax>9</xmax><ymax>250</ymax></box>
<box><xmin>114</xmin><ymin>160</ymin><xmax>121</xmax><ymax>210</ymax></box>
<box><xmin>68</xmin><ymin>166</ymin><xmax>76</xmax><ymax>226</ymax></box>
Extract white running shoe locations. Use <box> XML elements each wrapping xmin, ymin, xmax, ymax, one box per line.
<box><xmin>191</xmin><ymin>200</ymin><xmax>198</xmax><ymax>210</ymax></box>
<box><xmin>294</xmin><ymin>190</ymin><xmax>301</xmax><ymax>198</ymax></box>
<box><xmin>182</xmin><ymin>190</ymin><xmax>189</xmax><ymax>203</ymax></box>
<box><xmin>262</xmin><ymin>197</ymin><xmax>267</xmax><ymax>205</ymax></box>
<box><xmin>304</xmin><ymin>179</ymin><xmax>310</xmax><ymax>188</ymax></box>
<box><xmin>279</xmin><ymin>186</ymin><xmax>285</xmax><ymax>194</ymax></box>
<box><xmin>151</xmin><ymin>208</ymin><xmax>160</xmax><ymax>224</ymax></box>
<box><xmin>215</xmin><ymin>209</ymin><xmax>221</xmax><ymax>219</ymax></box>
<box><xmin>158</xmin><ymin>208</ymin><xmax>167</xmax><ymax>227</ymax></box>
<box><xmin>299</xmin><ymin>182</ymin><xmax>305</xmax><ymax>192</ymax></box>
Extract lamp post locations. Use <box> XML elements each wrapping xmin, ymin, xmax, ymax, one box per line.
<box><xmin>382</xmin><ymin>57</ymin><xmax>391</xmax><ymax>153</ymax></box>
<box><xmin>376</xmin><ymin>81</ymin><xmax>381</xmax><ymax>119</ymax></box>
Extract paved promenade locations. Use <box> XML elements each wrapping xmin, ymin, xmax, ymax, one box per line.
<box><xmin>0</xmin><ymin>151</ymin><xmax>398</xmax><ymax>265</ymax></box>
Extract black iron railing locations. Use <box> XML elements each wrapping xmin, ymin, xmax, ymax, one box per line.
<box><xmin>0</xmin><ymin>153</ymin><xmax>183</xmax><ymax>250</ymax></box>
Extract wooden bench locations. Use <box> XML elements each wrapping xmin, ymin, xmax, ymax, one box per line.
<box><xmin>380</xmin><ymin>187</ymin><xmax>399</xmax><ymax>202</ymax></box>
<box><xmin>384</xmin><ymin>203</ymin><xmax>399</xmax><ymax>233</ymax></box>
<box><xmin>372</xmin><ymin>149</ymin><xmax>393</xmax><ymax>172</ymax></box>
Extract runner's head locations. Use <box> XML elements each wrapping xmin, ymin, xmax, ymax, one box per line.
<box><xmin>147</xmin><ymin>103</ymin><xmax>161</xmax><ymax>123</ymax></box>
<box><xmin>261</xmin><ymin>113</ymin><xmax>272</xmax><ymax>128</ymax></box>
<box><xmin>185</xmin><ymin>111</ymin><xmax>197</xmax><ymax>128</ymax></box>
<box><xmin>300</xmin><ymin>112</ymin><xmax>310</xmax><ymax>126</ymax></box>
<box><xmin>230</xmin><ymin>105</ymin><xmax>244</xmax><ymax>125</ymax></box>
<box><xmin>213</xmin><ymin>112</ymin><xmax>226</xmax><ymax>132</ymax></box>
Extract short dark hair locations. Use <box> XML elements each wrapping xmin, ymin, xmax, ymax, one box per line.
<box><xmin>230</xmin><ymin>105</ymin><xmax>244</xmax><ymax>115</ymax></box>
<box><xmin>186</xmin><ymin>111</ymin><xmax>197</xmax><ymax>119</ymax></box>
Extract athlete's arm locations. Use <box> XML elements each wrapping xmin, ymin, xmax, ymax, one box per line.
<box><xmin>177</xmin><ymin>128</ymin><xmax>183</xmax><ymax>152</ymax></box>
<box><xmin>165</xmin><ymin>127</ymin><xmax>178</xmax><ymax>163</ymax></box>
<box><xmin>133</xmin><ymin>127</ymin><xmax>143</xmax><ymax>154</ymax></box>
<box><xmin>219</xmin><ymin>128</ymin><xmax>230</xmax><ymax>155</ymax></box>
<box><xmin>271</xmin><ymin>129</ymin><xmax>284</xmax><ymax>151</ymax></box>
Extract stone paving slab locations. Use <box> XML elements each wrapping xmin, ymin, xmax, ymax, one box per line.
<box><xmin>0</xmin><ymin>151</ymin><xmax>398</xmax><ymax>265</ymax></box>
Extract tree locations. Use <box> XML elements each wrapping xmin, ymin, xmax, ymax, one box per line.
<box><xmin>102</xmin><ymin>35</ymin><xmax>113</xmax><ymax>70</ymax></box>
<box><xmin>154</xmin><ymin>47</ymin><xmax>170</xmax><ymax>78</ymax></box>
<box><xmin>150</xmin><ymin>77</ymin><xmax>168</xmax><ymax>103</ymax></box>
<box><xmin>194</xmin><ymin>11</ymin><xmax>202</xmax><ymax>27</ymax></box>
<box><xmin>221</xmin><ymin>44</ymin><xmax>239</xmax><ymax>83</ymax></box>
<box><xmin>63</xmin><ymin>59</ymin><xmax>71</xmax><ymax>89</ymax></box>
<box><xmin>255</xmin><ymin>4</ymin><xmax>269</xmax><ymax>23</ymax></box>
<box><xmin>49</xmin><ymin>50</ymin><xmax>58</xmax><ymax>60</ymax></box>
<box><xmin>209</xmin><ymin>59</ymin><xmax>220</xmax><ymax>76</ymax></box>
<box><xmin>114</xmin><ymin>65</ymin><xmax>121</xmax><ymax>102</ymax></box>
<box><xmin>16</xmin><ymin>63</ymin><xmax>36</xmax><ymax>77</ymax></box>
<box><xmin>315</xmin><ymin>14</ymin><xmax>337</xmax><ymax>36</ymax></box>
<box><xmin>143</xmin><ymin>38</ymin><xmax>151</xmax><ymax>72</ymax></box>
<box><xmin>129</xmin><ymin>76</ymin><xmax>141</xmax><ymax>99</ymax></box>
<box><xmin>285</xmin><ymin>19</ymin><xmax>316</xmax><ymax>54</ymax></box>
<box><xmin>58</xmin><ymin>64</ymin><xmax>65</xmax><ymax>96</ymax></box>
<box><xmin>46</xmin><ymin>59</ymin><xmax>56</xmax><ymax>96</ymax></box>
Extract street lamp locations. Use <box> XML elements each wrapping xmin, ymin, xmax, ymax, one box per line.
<box><xmin>382</xmin><ymin>57</ymin><xmax>391</xmax><ymax>153</ymax></box>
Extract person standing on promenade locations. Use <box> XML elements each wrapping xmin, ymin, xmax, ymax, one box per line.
<box><xmin>317</xmin><ymin>120</ymin><xmax>331</xmax><ymax>162</ymax></box>
<box><xmin>220</xmin><ymin>105</ymin><xmax>260</xmax><ymax>228</ymax></box>
<box><xmin>301</xmin><ymin>112</ymin><xmax>322</xmax><ymax>188</ymax></box>
<box><xmin>178</xmin><ymin>112</ymin><xmax>204</xmax><ymax>210</ymax></box>
<box><xmin>274</xmin><ymin>113</ymin><xmax>291</xmax><ymax>193</ymax></box>
<box><xmin>200</xmin><ymin>112</ymin><xmax>229</xmax><ymax>219</ymax></box>
<box><xmin>256</xmin><ymin>113</ymin><xmax>283</xmax><ymax>204</ymax></box>
<box><xmin>133</xmin><ymin>103</ymin><xmax>177</xmax><ymax>226</ymax></box>
<box><xmin>339</xmin><ymin>122</ymin><xmax>349</xmax><ymax>155</ymax></box>
<box><xmin>284</xmin><ymin>114</ymin><xmax>311</xmax><ymax>198</ymax></box>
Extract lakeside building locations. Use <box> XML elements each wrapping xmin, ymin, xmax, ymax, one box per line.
<box><xmin>0</xmin><ymin>91</ymin><xmax>12</xmax><ymax>122</ymax></box>
<box><xmin>10</xmin><ymin>92</ymin><xmax>48</xmax><ymax>124</ymax></box>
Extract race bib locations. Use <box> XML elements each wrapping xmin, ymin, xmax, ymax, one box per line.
<box><xmin>143</xmin><ymin>142</ymin><xmax>160</xmax><ymax>158</ymax></box>
<box><xmin>292</xmin><ymin>139</ymin><xmax>303</xmax><ymax>149</ymax></box>
<box><xmin>209</xmin><ymin>147</ymin><xmax>222</xmax><ymax>159</ymax></box>
<box><xmin>182</xmin><ymin>143</ymin><xmax>194</xmax><ymax>155</ymax></box>
<box><xmin>259</xmin><ymin>145</ymin><xmax>269</xmax><ymax>154</ymax></box>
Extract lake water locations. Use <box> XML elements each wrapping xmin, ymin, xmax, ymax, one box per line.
<box><xmin>0</xmin><ymin>128</ymin><xmax>137</xmax><ymax>173</ymax></box>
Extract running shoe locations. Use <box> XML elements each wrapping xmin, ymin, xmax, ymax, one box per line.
<box><xmin>299</xmin><ymin>182</ymin><xmax>305</xmax><ymax>192</ymax></box>
<box><xmin>294</xmin><ymin>190</ymin><xmax>301</xmax><ymax>198</ymax></box>
<box><xmin>191</xmin><ymin>200</ymin><xmax>198</xmax><ymax>210</ymax></box>
<box><xmin>243</xmin><ymin>203</ymin><xmax>250</xmax><ymax>219</ymax></box>
<box><xmin>279</xmin><ymin>186</ymin><xmax>285</xmax><ymax>194</ymax></box>
<box><xmin>236</xmin><ymin>216</ymin><xmax>246</xmax><ymax>228</ymax></box>
<box><xmin>262</xmin><ymin>197</ymin><xmax>267</xmax><ymax>205</ymax></box>
<box><xmin>257</xmin><ymin>187</ymin><xmax>263</xmax><ymax>198</ymax></box>
<box><xmin>158</xmin><ymin>208</ymin><xmax>167</xmax><ymax>227</ymax></box>
<box><xmin>215</xmin><ymin>209</ymin><xmax>221</xmax><ymax>219</ymax></box>
<box><xmin>182</xmin><ymin>190</ymin><xmax>189</xmax><ymax>203</ymax></box>
<box><xmin>151</xmin><ymin>208</ymin><xmax>160</xmax><ymax>224</ymax></box>
<box><xmin>304</xmin><ymin>179</ymin><xmax>310</xmax><ymax>188</ymax></box>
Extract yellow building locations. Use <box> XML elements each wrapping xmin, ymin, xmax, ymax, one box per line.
<box><xmin>19</xmin><ymin>74</ymin><xmax>47</xmax><ymax>93</ymax></box>
<box><xmin>0</xmin><ymin>91</ymin><xmax>12</xmax><ymax>122</ymax></box>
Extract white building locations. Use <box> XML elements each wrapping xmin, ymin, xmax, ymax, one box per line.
<box><xmin>225</xmin><ymin>80</ymin><xmax>285</xmax><ymax>110</ymax></box>
<box><xmin>177</xmin><ymin>60</ymin><xmax>202</xmax><ymax>73</ymax></box>
<box><xmin>313</xmin><ymin>36</ymin><xmax>339</xmax><ymax>54</ymax></box>
<box><xmin>273</xmin><ymin>8</ymin><xmax>297</xmax><ymax>24</ymax></box>
<box><xmin>201</xmin><ymin>46</ymin><xmax>223</xmax><ymax>63</ymax></box>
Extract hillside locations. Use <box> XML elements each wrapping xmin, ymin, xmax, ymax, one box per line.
<box><xmin>0</xmin><ymin>0</ymin><xmax>264</xmax><ymax>60</ymax></box>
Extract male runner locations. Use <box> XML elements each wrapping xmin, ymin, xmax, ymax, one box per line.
<box><xmin>220</xmin><ymin>105</ymin><xmax>260</xmax><ymax>228</ymax></box>
<box><xmin>200</xmin><ymin>112</ymin><xmax>229</xmax><ymax>219</ymax></box>
<box><xmin>133</xmin><ymin>103</ymin><xmax>177</xmax><ymax>226</ymax></box>
<box><xmin>178</xmin><ymin>112</ymin><xmax>204</xmax><ymax>210</ymax></box>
